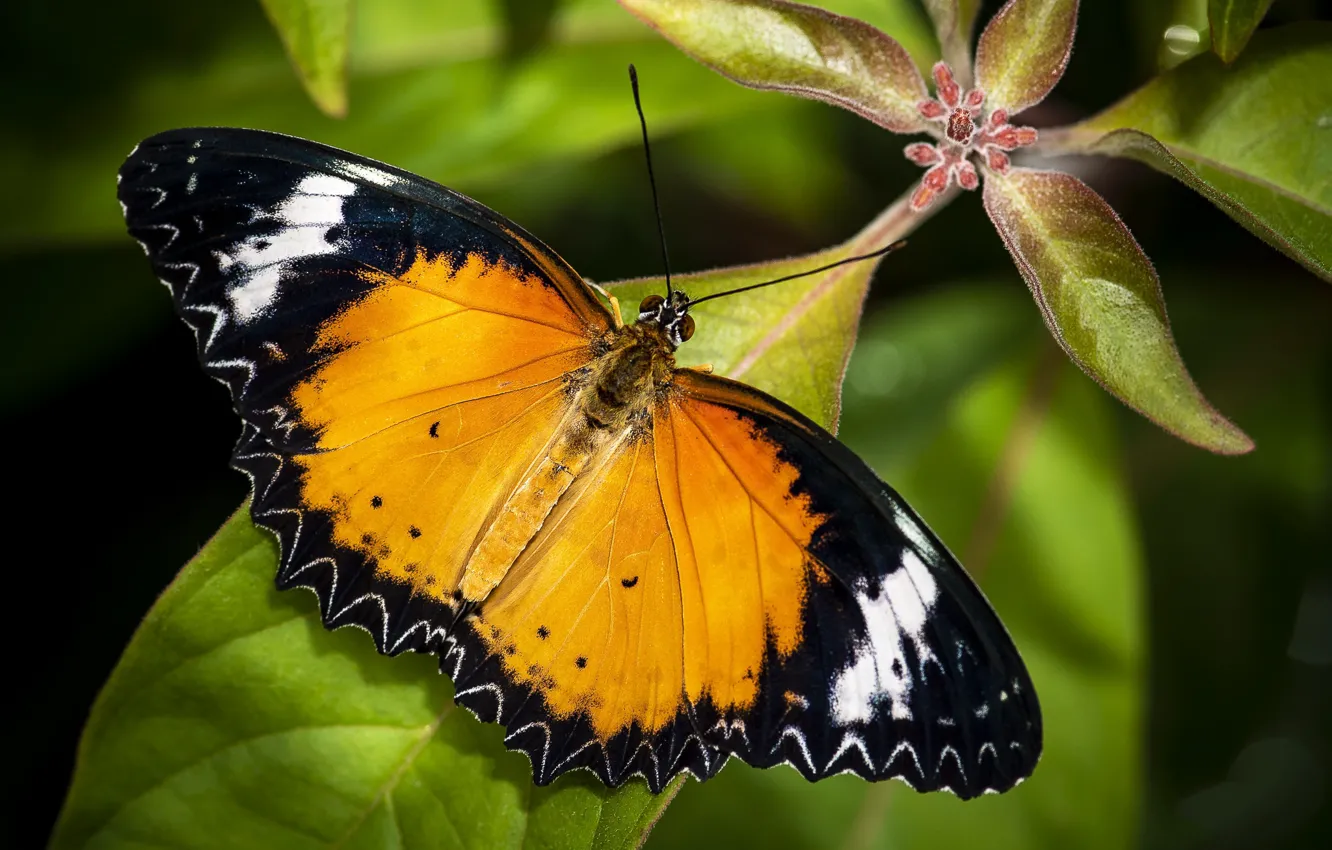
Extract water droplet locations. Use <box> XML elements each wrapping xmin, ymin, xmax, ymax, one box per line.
<box><xmin>1163</xmin><ymin>24</ymin><xmax>1202</xmax><ymax>56</ymax></box>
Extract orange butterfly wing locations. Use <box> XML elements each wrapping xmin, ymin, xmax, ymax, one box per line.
<box><xmin>465</xmin><ymin>371</ymin><xmax>1040</xmax><ymax>796</ymax></box>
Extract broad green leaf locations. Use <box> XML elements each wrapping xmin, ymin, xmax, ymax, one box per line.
<box><xmin>1038</xmin><ymin>23</ymin><xmax>1332</xmax><ymax>282</ymax></box>
<box><xmin>973</xmin><ymin>0</ymin><xmax>1078</xmax><ymax>114</ymax></box>
<box><xmin>618</xmin><ymin>0</ymin><xmax>930</xmax><ymax>133</ymax></box>
<box><xmin>983</xmin><ymin>167</ymin><xmax>1252</xmax><ymax>454</ymax></box>
<box><xmin>605</xmin><ymin>203</ymin><xmax>921</xmax><ymax>429</ymax></box>
<box><xmin>0</xmin><ymin>0</ymin><xmax>768</xmax><ymax>249</ymax></box>
<box><xmin>259</xmin><ymin>0</ymin><xmax>352</xmax><ymax>117</ymax></box>
<box><xmin>921</xmin><ymin>0</ymin><xmax>983</xmax><ymax>83</ymax></box>
<box><xmin>52</xmin><ymin>508</ymin><xmax>684</xmax><ymax>850</ymax></box>
<box><xmin>650</xmin><ymin>305</ymin><xmax>1143</xmax><ymax>850</ymax></box>
<box><xmin>1207</xmin><ymin>0</ymin><xmax>1273</xmax><ymax>62</ymax></box>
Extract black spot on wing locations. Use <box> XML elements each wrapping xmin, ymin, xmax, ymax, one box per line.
<box><xmin>232</xmin><ymin>423</ymin><xmax>456</xmax><ymax>659</ymax></box>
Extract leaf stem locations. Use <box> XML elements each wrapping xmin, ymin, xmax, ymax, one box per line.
<box><xmin>849</xmin><ymin>183</ymin><xmax>959</xmax><ymax>255</ymax></box>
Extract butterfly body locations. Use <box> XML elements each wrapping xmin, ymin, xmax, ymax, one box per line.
<box><xmin>119</xmin><ymin>127</ymin><xmax>1041</xmax><ymax>798</ymax></box>
<box><xmin>461</xmin><ymin>314</ymin><xmax>675</xmax><ymax>601</ymax></box>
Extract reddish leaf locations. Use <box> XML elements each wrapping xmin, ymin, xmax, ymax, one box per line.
<box><xmin>619</xmin><ymin>0</ymin><xmax>929</xmax><ymax>133</ymax></box>
<box><xmin>974</xmin><ymin>0</ymin><xmax>1078</xmax><ymax>114</ymax></box>
<box><xmin>983</xmin><ymin>167</ymin><xmax>1252</xmax><ymax>454</ymax></box>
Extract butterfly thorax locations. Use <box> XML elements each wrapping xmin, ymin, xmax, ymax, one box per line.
<box><xmin>457</xmin><ymin>314</ymin><xmax>677</xmax><ymax>603</ymax></box>
<box><xmin>583</xmin><ymin>320</ymin><xmax>677</xmax><ymax>425</ymax></box>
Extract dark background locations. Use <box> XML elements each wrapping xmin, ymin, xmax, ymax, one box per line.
<box><xmin>3</xmin><ymin>1</ymin><xmax>1328</xmax><ymax>847</ymax></box>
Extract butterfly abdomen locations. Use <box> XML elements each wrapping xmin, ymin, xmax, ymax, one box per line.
<box><xmin>458</xmin><ymin>328</ymin><xmax>668</xmax><ymax>603</ymax></box>
<box><xmin>459</xmin><ymin>436</ymin><xmax>589</xmax><ymax>602</ymax></box>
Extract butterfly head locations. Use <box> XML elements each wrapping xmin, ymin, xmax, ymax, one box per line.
<box><xmin>636</xmin><ymin>290</ymin><xmax>695</xmax><ymax>349</ymax></box>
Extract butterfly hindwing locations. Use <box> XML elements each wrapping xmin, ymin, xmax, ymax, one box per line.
<box><xmin>670</xmin><ymin>373</ymin><xmax>1041</xmax><ymax>796</ymax></box>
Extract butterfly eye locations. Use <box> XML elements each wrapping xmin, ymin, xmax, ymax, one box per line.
<box><xmin>639</xmin><ymin>294</ymin><xmax>665</xmax><ymax>313</ymax></box>
<box><xmin>678</xmin><ymin>314</ymin><xmax>696</xmax><ymax>342</ymax></box>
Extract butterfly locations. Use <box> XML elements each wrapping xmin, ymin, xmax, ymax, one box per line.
<box><xmin>117</xmin><ymin>126</ymin><xmax>1040</xmax><ymax>798</ymax></box>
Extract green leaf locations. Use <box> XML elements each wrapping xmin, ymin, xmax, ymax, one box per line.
<box><xmin>1038</xmin><ymin>23</ymin><xmax>1332</xmax><ymax>282</ymax></box>
<box><xmin>973</xmin><ymin>0</ymin><xmax>1078</xmax><ymax>114</ymax></box>
<box><xmin>982</xmin><ymin>167</ymin><xmax>1252</xmax><ymax>454</ymax></box>
<box><xmin>650</xmin><ymin>305</ymin><xmax>1144</xmax><ymax>849</ymax></box>
<box><xmin>258</xmin><ymin>0</ymin><xmax>352</xmax><ymax>117</ymax></box>
<box><xmin>52</xmin><ymin>508</ymin><xmax>683</xmax><ymax>850</ymax></box>
<box><xmin>921</xmin><ymin>0</ymin><xmax>983</xmax><ymax>83</ymax></box>
<box><xmin>618</xmin><ymin>0</ymin><xmax>930</xmax><ymax>133</ymax></box>
<box><xmin>1207</xmin><ymin>0</ymin><xmax>1273</xmax><ymax>62</ymax></box>
<box><xmin>0</xmin><ymin>0</ymin><xmax>767</xmax><ymax>250</ymax></box>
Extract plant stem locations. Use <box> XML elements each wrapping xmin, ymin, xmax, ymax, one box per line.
<box><xmin>848</xmin><ymin>184</ymin><xmax>959</xmax><ymax>253</ymax></box>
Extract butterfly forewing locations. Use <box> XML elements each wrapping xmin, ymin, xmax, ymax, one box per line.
<box><xmin>118</xmin><ymin>129</ymin><xmax>611</xmax><ymax>451</ymax></box>
<box><xmin>119</xmin><ymin>128</ymin><xmax>1040</xmax><ymax>799</ymax></box>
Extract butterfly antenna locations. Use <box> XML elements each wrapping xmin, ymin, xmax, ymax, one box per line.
<box><xmin>629</xmin><ymin>64</ymin><xmax>673</xmax><ymax>297</ymax></box>
<box><xmin>688</xmin><ymin>241</ymin><xmax>908</xmax><ymax>307</ymax></box>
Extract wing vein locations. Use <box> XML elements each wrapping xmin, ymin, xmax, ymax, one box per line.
<box><xmin>677</xmin><ymin>403</ymin><xmax>810</xmax><ymax>554</ymax></box>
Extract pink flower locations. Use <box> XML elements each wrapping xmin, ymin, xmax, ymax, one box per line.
<box><xmin>906</xmin><ymin>62</ymin><xmax>1039</xmax><ymax>211</ymax></box>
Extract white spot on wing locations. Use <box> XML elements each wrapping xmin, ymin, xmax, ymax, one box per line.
<box><xmin>334</xmin><ymin>160</ymin><xmax>406</xmax><ymax>191</ymax></box>
<box><xmin>831</xmin><ymin>549</ymin><xmax>941</xmax><ymax>726</ymax></box>
<box><xmin>222</xmin><ymin>173</ymin><xmax>356</xmax><ymax>322</ymax></box>
<box><xmin>889</xmin><ymin>502</ymin><xmax>934</xmax><ymax>557</ymax></box>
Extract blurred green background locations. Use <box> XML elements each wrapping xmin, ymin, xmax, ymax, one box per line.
<box><xmin>3</xmin><ymin>0</ymin><xmax>1328</xmax><ymax>847</ymax></box>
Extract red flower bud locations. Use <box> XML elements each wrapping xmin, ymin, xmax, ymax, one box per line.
<box><xmin>932</xmin><ymin>62</ymin><xmax>960</xmax><ymax>109</ymax></box>
<box><xmin>904</xmin><ymin>142</ymin><xmax>943</xmax><ymax>165</ymax></box>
